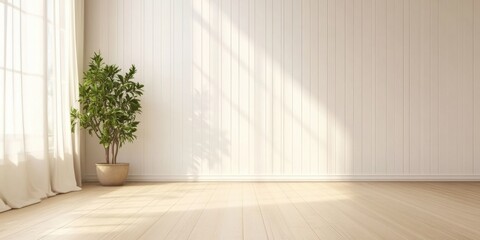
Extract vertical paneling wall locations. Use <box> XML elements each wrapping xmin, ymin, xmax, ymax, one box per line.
<box><xmin>84</xmin><ymin>0</ymin><xmax>480</xmax><ymax>180</ymax></box>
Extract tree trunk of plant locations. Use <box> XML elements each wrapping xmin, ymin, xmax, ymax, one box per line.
<box><xmin>112</xmin><ymin>141</ymin><xmax>119</xmax><ymax>164</ymax></box>
<box><xmin>111</xmin><ymin>143</ymin><xmax>115</xmax><ymax>164</ymax></box>
<box><xmin>105</xmin><ymin>146</ymin><xmax>110</xmax><ymax>164</ymax></box>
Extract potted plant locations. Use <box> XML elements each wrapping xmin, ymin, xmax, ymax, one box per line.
<box><xmin>71</xmin><ymin>52</ymin><xmax>144</xmax><ymax>186</ymax></box>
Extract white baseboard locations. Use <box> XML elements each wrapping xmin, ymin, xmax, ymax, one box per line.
<box><xmin>83</xmin><ymin>174</ymin><xmax>480</xmax><ymax>182</ymax></box>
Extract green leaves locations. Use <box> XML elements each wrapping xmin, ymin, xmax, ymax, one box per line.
<box><xmin>70</xmin><ymin>52</ymin><xmax>144</xmax><ymax>164</ymax></box>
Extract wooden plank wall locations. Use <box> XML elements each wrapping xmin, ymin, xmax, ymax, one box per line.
<box><xmin>84</xmin><ymin>0</ymin><xmax>480</xmax><ymax>180</ymax></box>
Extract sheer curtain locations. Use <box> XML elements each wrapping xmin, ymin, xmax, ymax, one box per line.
<box><xmin>0</xmin><ymin>0</ymin><xmax>82</xmax><ymax>212</ymax></box>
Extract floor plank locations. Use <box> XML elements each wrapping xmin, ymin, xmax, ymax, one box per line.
<box><xmin>138</xmin><ymin>183</ymin><xmax>214</xmax><ymax>240</ymax></box>
<box><xmin>0</xmin><ymin>182</ymin><xmax>479</xmax><ymax>240</ymax></box>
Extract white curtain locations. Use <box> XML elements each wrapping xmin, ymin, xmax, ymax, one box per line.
<box><xmin>0</xmin><ymin>0</ymin><xmax>82</xmax><ymax>213</ymax></box>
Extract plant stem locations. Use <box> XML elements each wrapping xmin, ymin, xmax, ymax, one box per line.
<box><xmin>91</xmin><ymin>117</ymin><xmax>103</xmax><ymax>140</ymax></box>
<box><xmin>114</xmin><ymin>141</ymin><xmax>119</xmax><ymax>164</ymax></box>
<box><xmin>105</xmin><ymin>146</ymin><xmax>110</xmax><ymax>164</ymax></box>
<box><xmin>111</xmin><ymin>142</ymin><xmax>115</xmax><ymax>164</ymax></box>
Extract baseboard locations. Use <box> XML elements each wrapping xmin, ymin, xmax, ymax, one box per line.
<box><xmin>83</xmin><ymin>174</ymin><xmax>480</xmax><ymax>182</ymax></box>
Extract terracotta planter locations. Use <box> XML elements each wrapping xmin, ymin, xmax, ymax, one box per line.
<box><xmin>96</xmin><ymin>163</ymin><xmax>129</xmax><ymax>186</ymax></box>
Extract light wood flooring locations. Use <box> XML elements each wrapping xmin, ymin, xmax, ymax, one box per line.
<box><xmin>0</xmin><ymin>182</ymin><xmax>479</xmax><ymax>239</ymax></box>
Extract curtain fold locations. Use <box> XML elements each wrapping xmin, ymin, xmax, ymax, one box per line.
<box><xmin>73</xmin><ymin>0</ymin><xmax>84</xmax><ymax>187</ymax></box>
<box><xmin>0</xmin><ymin>0</ymin><xmax>82</xmax><ymax>213</ymax></box>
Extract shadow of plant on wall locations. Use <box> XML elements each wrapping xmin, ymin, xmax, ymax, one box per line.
<box><xmin>184</xmin><ymin>89</ymin><xmax>231</xmax><ymax>179</ymax></box>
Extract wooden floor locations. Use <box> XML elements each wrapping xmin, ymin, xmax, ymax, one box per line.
<box><xmin>0</xmin><ymin>182</ymin><xmax>479</xmax><ymax>240</ymax></box>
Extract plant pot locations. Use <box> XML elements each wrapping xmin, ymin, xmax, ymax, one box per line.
<box><xmin>96</xmin><ymin>163</ymin><xmax>129</xmax><ymax>186</ymax></box>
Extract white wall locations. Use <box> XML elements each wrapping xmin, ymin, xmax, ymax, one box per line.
<box><xmin>84</xmin><ymin>0</ymin><xmax>480</xmax><ymax>181</ymax></box>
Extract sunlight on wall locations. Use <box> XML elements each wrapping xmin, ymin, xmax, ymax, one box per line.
<box><xmin>188</xmin><ymin>0</ymin><xmax>347</xmax><ymax>176</ymax></box>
